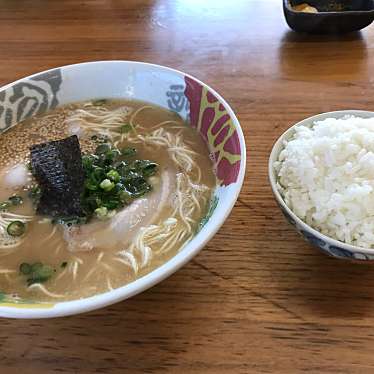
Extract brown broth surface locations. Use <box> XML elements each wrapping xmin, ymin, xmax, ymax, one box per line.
<box><xmin>0</xmin><ymin>100</ymin><xmax>216</xmax><ymax>302</ymax></box>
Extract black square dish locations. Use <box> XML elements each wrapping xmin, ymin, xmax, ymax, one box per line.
<box><xmin>283</xmin><ymin>0</ymin><xmax>374</xmax><ymax>34</ymax></box>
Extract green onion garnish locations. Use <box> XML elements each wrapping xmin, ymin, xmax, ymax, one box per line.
<box><xmin>95</xmin><ymin>206</ymin><xmax>108</xmax><ymax>220</ymax></box>
<box><xmin>100</xmin><ymin>179</ymin><xmax>115</xmax><ymax>192</ymax></box>
<box><xmin>107</xmin><ymin>170</ymin><xmax>120</xmax><ymax>182</ymax></box>
<box><xmin>77</xmin><ymin>143</ymin><xmax>157</xmax><ymax>223</ymax></box>
<box><xmin>19</xmin><ymin>262</ymin><xmax>32</xmax><ymax>275</ymax></box>
<box><xmin>19</xmin><ymin>262</ymin><xmax>55</xmax><ymax>285</ymax></box>
<box><xmin>7</xmin><ymin>221</ymin><xmax>26</xmax><ymax>237</ymax></box>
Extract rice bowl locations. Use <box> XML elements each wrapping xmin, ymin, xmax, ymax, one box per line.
<box><xmin>269</xmin><ymin>110</ymin><xmax>374</xmax><ymax>261</ymax></box>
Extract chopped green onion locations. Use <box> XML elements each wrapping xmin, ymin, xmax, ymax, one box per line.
<box><xmin>92</xmin><ymin>166</ymin><xmax>105</xmax><ymax>180</ymax></box>
<box><xmin>107</xmin><ymin>170</ymin><xmax>120</xmax><ymax>182</ymax></box>
<box><xmin>82</xmin><ymin>154</ymin><xmax>97</xmax><ymax>170</ymax></box>
<box><xmin>19</xmin><ymin>262</ymin><xmax>56</xmax><ymax>286</ymax></box>
<box><xmin>101</xmin><ymin>197</ymin><xmax>121</xmax><ymax>210</ymax></box>
<box><xmin>31</xmin><ymin>262</ymin><xmax>43</xmax><ymax>273</ymax></box>
<box><xmin>27</xmin><ymin>264</ymin><xmax>54</xmax><ymax>286</ymax></box>
<box><xmin>95</xmin><ymin>206</ymin><xmax>108</xmax><ymax>220</ymax></box>
<box><xmin>100</xmin><ymin>179</ymin><xmax>115</xmax><ymax>191</ymax></box>
<box><xmin>7</xmin><ymin>221</ymin><xmax>26</xmax><ymax>237</ymax></box>
<box><xmin>81</xmin><ymin>143</ymin><xmax>156</xmax><ymax>222</ymax></box>
<box><xmin>20</xmin><ymin>263</ymin><xmax>32</xmax><ymax>275</ymax></box>
<box><xmin>85</xmin><ymin>179</ymin><xmax>98</xmax><ymax>191</ymax></box>
<box><xmin>36</xmin><ymin>264</ymin><xmax>54</xmax><ymax>279</ymax></box>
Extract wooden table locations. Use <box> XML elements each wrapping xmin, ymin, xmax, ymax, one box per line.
<box><xmin>1</xmin><ymin>0</ymin><xmax>374</xmax><ymax>372</ymax></box>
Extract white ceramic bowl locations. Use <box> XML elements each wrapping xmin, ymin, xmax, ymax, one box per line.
<box><xmin>0</xmin><ymin>61</ymin><xmax>246</xmax><ymax>318</ymax></box>
<box><xmin>269</xmin><ymin>110</ymin><xmax>374</xmax><ymax>261</ymax></box>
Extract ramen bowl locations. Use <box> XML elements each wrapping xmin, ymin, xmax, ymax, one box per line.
<box><xmin>269</xmin><ymin>110</ymin><xmax>374</xmax><ymax>261</ymax></box>
<box><xmin>0</xmin><ymin>61</ymin><xmax>246</xmax><ymax>318</ymax></box>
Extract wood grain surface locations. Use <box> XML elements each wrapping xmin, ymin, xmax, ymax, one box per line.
<box><xmin>1</xmin><ymin>0</ymin><xmax>374</xmax><ymax>373</ymax></box>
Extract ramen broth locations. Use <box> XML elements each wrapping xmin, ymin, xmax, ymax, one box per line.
<box><xmin>0</xmin><ymin>100</ymin><xmax>216</xmax><ymax>301</ymax></box>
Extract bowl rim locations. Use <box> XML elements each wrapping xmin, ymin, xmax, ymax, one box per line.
<box><xmin>0</xmin><ymin>60</ymin><xmax>246</xmax><ymax>318</ymax></box>
<box><xmin>268</xmin><ymin>109</ymin><xmax>374</xmax><ymax>255</ymax></box>
<box><xmin>283</xmin><ymin>0</ymin><xmax>374</xmax><ymax>15</ymax></box>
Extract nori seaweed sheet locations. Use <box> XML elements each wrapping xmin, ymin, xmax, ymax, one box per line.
<box><xmin>30</xmin><ymin>135</ymin><xmax>85</xmax><ymax>218</ymax></box>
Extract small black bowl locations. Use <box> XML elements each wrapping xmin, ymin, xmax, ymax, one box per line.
<box><xmin>283</xmin><ymin>0</ymin><xmax>374</xmax><ymax>34</ymax></box>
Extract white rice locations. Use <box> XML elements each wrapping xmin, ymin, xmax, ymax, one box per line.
<box><xmin>274</xmin><ymin>115</ymin><xmax>374</xmax><ymax>249</ymax></box>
